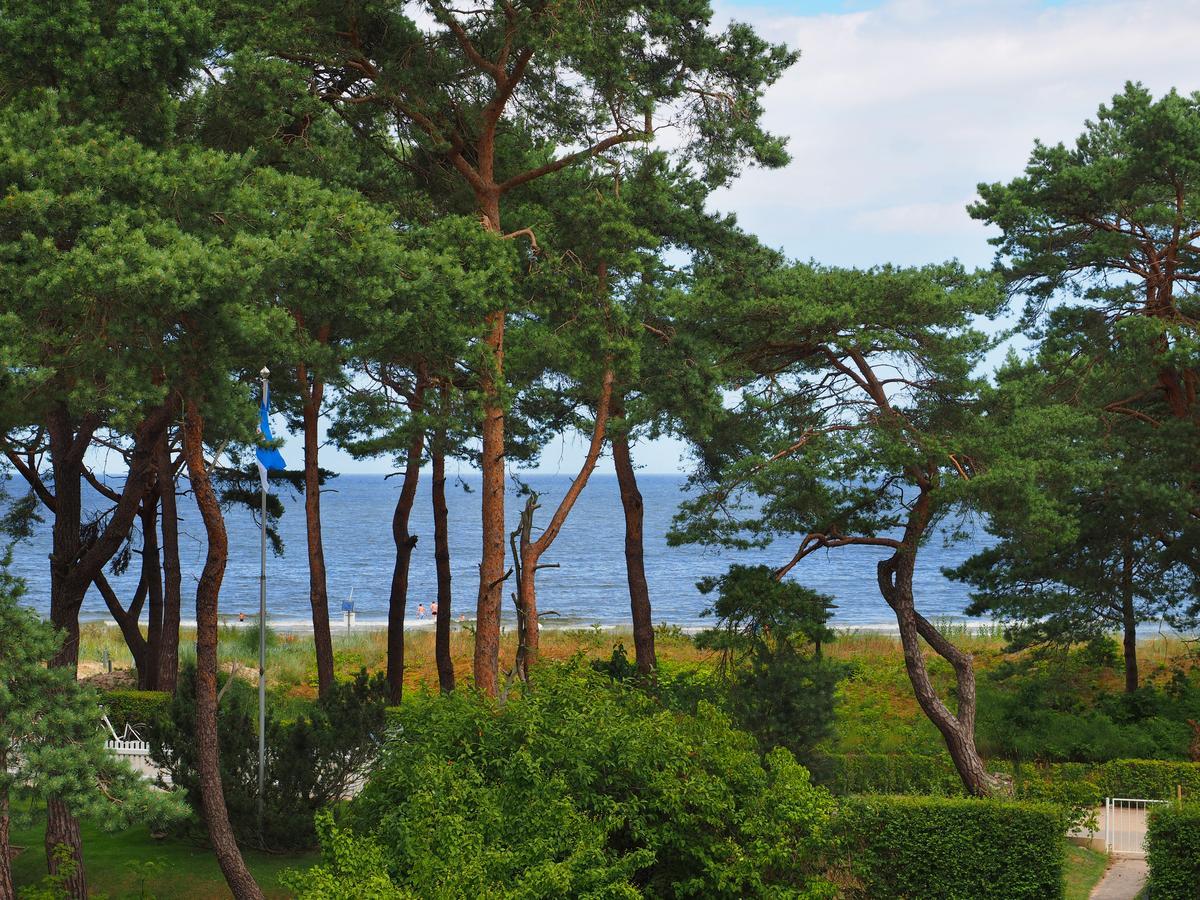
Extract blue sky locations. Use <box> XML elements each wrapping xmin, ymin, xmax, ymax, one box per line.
<box><xmin>324</xmin><ymin>0</ymin><xmax>1200</xmax><ymax>475</ymax></box>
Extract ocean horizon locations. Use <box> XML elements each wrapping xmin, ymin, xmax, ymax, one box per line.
<box><xmin>8</xmin><ymin>472</ymin><xmax>996</xmax><ymax>631</ymax></box>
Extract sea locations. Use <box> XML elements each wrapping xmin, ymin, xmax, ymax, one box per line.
<box><xmin>6</xmin><ymin>473</ymin><xmax>994</xmax><ymax>631</ymax></box>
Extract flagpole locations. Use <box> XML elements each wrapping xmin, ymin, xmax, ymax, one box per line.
<box><xmin>258</xmin><ymin>366</ymin><xmax>269</xmax><ymax>838</ymax></box>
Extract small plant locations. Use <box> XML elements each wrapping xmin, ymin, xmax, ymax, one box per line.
<box><xmin>695</xmin><ymin>564</ymin><xmax>847</xmax><ymax>768</ymax></box>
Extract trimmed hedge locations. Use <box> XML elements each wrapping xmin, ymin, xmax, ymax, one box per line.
<box><xmin>1146</xmin><ymin>804</ymin><xmax>1200</xmax><ymax>900</ymax></box>
<box><xmin>101</xmin><ymin>690</ymin><xmax>170</xmax><ymax>737</ymax></box>
<box><xmin>834</xmin><ymin>795</ymin><xmax>1065</xmax><ymax>899</ymax></box>
<box><xmin>824</xmin><ymin>753</ymin><xmax>1200</xmax><ymax>803</ymax></box>
<box><xmin>1094</xmin><ymin>759</ymin><xmax>1200</xmax><ymax>801</ymax></box>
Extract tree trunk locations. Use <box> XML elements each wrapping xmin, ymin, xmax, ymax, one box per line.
<box><xmin>387</xmin><ymin>380</ymin><xmax>427</xmax><ymax>705</ymax></box>
<box><xmin>141</xmin><ymin>484</ymin><xmax>164</xmax><ymax>691</ymax></box>
<box><xmin>511</xmin><ymin>369</ymin><xmax>614</xmax><ymax>680</ymax></box>
<box><xmin>1121</xmin><ymin>542</ymin><xmax>1138</xmax><ymax>694</ymax></box>
<box><xmin>432</xmin><ymin>415</ymin><xmax>455</xmax><ymax>693</ymax></box>
<box><xmin>474</xmin><ymin>192</ymin><xmax>507</xmax><ymax>697</ymax></box>
<box><xmin>611</xmin><ymin>400</ymin><xmax>656</xmax><ymax>675</ymax></box>
<box><xmin>0</xmin><ymin>781</ymin><xmax>12</xmax><ymax>900</ymax></box>
<box><xmin>43</xmin><ymin>409</ymin><xmax>88</xmax><ymax>898</ymax></box>
<box><xmin>876</xmin><ymin>484</ymin><xmax>999</xmax><ymax>797</ymax></box>
<box><xmin>298</xmin><ymin>367</ymin><xmax>335</xmax><ymax>696</ymax></box>
<box><xmin>93</xmin><ymin>573</ymin><xmax>148</xmax><ymax>683</ymax></box>
<box><xmin>44</xmin><ymin>797</ymin><xmax>84</xmax><ymax>899</ymax></box>
<box><xmin>47</xmin><ymin>409</ymin><xmax>85</xmax><ymax>672</ymax></box>
<box><xmin>182</xmin><ymin>401</ymin><xmax>265</xmax><ymax>900</ymax></box>
<box><xmin>157</xmin><ymin>433</ymin><xmax>182</xmax><ymax>693</ymax></box>
<box><xmin>879</xmin><ymin>544</ymin><xmax>998</xmax><ymax>797</ymax></box>
<box><xmin>510</xmin><ymin>494</ymin><xmax>540</xmax><ymax>681</ymax></box>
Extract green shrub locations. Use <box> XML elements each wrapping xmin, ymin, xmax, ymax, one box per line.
<box><xmin>822</xmin><ymin>753</ymin><xmax>965</xmax><ymax>796</ymax></box>
<box><xmin>101</xmin><ymin>690</ymin><xmax>170</xmax><ymax>738</ymax></box>
<box><xmin>1146</xmin><ymin>803</ymin><xmax>1200</xmax><ymax>900</ymax></box>
<box><xmin>694</xmin><ymin>565</ymin><xmax>846</xmax><ymax>769</ymax></box>
<box><xmin>151</xmin><ymin>664</ymin><xmax>388</xmax><ymax>850</ymax></box>
<box><xmin>833</xmin><ymin>795</ymin><xmax>1065</xmax><ymax>899</ymax></box>
<box><xmin>307</xmin><ymin>662</ymin><xmax>838</xmax><ymax>899</ymax></box>
<box><xmin>1095</xmin><ymin>759</ymin><xmax>1200</xmax><ymax>801</ymax></box>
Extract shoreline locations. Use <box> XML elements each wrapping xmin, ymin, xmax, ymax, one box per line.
<box><xmin>74</xmin><ymin>615</ymin><xmax>1008</xmax><ymax>637</ymax></box>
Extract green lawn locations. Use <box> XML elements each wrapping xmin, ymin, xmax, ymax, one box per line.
<box><xmin>8</xmin><ymin>816</ymin><xmax>316</xmax><ymax>899</ymax></box>
<box><xmin>1064</xmin><ymin>842</ymin><xmax>1109</xmax><ymax>900</ymax></box>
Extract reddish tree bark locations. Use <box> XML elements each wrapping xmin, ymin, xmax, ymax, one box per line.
<box><xmin>473</xmin><ymin>192</ymin><xmax>507</xmax><ymax>697</ymax></box>
<box><xmin>182</xmin><ymin>401</ymin><xmax>265</xmax><ymax>900</ymax></box>
<box><xmin>387</xmin><ymin>379</ymin><xmax>427</xmax><ymax>705</ymax></box>
<box><xmin>432</xmin><ymin>406</ymin><xmax>455</xmax><ymax>693</ymax></box>
<box><xmin>44</xmin><ymin>798</ymin><xmax>84</xmax><ymax>899</ymax></box>
<box><xmin>611</xmin><ymin>398</ymin><xmax>656</xmax><ymax>676</ymax></box>
<box><xmin>296</xmin><ymin>357</ymin><xmax>336</xmax><ymax>696</ymax></box>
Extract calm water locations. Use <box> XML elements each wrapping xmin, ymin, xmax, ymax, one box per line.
<box><xmin>8</xmin><ymin>473</ymin><xmax>992</xmax><ymax>628</ymax></box>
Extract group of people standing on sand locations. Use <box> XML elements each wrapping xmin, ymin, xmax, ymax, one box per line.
<box><xmin>415</xmin><ymin>602</ymin><xmax>468</xmax><ymax>624</ymax></box>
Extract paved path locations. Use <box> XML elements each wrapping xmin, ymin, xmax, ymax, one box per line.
<box><xmin>1089</xmin><ymin>857</ymin><xmax>1148</xmax><ymax>900</ymax></box>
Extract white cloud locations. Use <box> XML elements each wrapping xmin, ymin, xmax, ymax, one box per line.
<box><xmin>333</xmin><ymin>0</ymin><xmax>1200</xmax><ymax>473</ymax></box>
<box><xmin>709</xmin><ymin>0</ymin><xmax>1200</xmax><ymax>268</ymax></box>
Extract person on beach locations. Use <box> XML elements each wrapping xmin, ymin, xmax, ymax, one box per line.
<box><xmin>417</xmin><ymin>603</ymin><xmax>426</xmax><ymax>619</ymax></box>
<box><xmin>238</xmin><ymin>612</ymin><xmax>245</xmax><ymax>623</ymax></box>
<box><xmin>431</xmin><ymin>601</ymin><xmax>438</xmax><ymax>617</ymax></box>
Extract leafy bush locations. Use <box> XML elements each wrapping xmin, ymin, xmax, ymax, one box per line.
<box><xmin>977</xmin><ymin>658</ymin><xmax>1199</xmax><ymax>762</ymax></box>
<box><xmin>101</xmin><ymin>689</ymin><xmax>170</xmax><ymax>739</ymax></box>
<box><xmin>151</xmin><ymin>664</ymin><xmax>388</xmax><ymax>850</ymax></box>
<box><xmin>822</xmin><ymin>753</ymin><xmax>964</xmax><ymax>797</ymax></box>
<box><xmin>833</xmin><ymin>795</ymin><xmax>1065</xmax><ymax>899</ymax></box>
<box><xmin>1146</xmin><ymin>803</ymin><xmax>1200</xmax><ymax>900</ymax></box>
<box><xmin>694</xmin><ymin>565</ymin><xmax>846</xmax><ymax>767</ymax></box>
<box><xmin>297</xmin><ymin>662</ymin><xmax>838</xmax><ymax>899</ymax></box>
<box><xmin>1094</xmin><ymin>759</ymin><xmax>1200</xmax><ymax>801</ymax></box>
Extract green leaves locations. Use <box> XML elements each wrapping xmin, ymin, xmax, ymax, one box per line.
<box><xmin>972</xmin><ymin>81</ymin><xmax>1200</xmax><ymax>323</ymax></box>
<box><xmin>0</xmin><ymin>555</ymin><xmax>187</xmax><ymax>833</ymax></box>
<box><xmin>671</xmin><ymin>261</ymin><xmax>1004</xmax><ymax>555</ymax></box>
<box><xmin>344</xmin><ymin>663</ymin><xmax>837</xmax><ymax>898</ymax></box>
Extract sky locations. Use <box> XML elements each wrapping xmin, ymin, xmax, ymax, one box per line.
<box><xmin>316</xmin><ymin>0</ymin><xmax>1200</xmax><ymax>476</ymax></box>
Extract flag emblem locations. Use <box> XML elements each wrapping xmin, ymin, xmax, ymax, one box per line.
<box><xmin>256</xmin><ymin>385</ymin><xmax>287</xmax><ymax>490</ymax></box>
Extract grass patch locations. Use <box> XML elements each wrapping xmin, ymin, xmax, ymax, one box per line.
<box><xmin>8</xmin><ymin>814</ymin><xmax>315</xmax><ymax>899</ymax></box>
<box><xmin>1063</xmin><ymin>842</ymin><xmax>1109</xmax><ymax>900</ymax></box>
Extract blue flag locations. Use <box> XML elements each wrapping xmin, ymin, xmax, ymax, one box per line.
<box><xmin>256</xmin><ymin>385</ymin><xmax>286</xmax><ymax>490</ymax></box>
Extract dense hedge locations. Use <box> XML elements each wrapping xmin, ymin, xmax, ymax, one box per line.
<box><xmin>1094</xmin><ymin>759</ymin><xmax>1200</xmax><ymax>801</ymax></box>
<box><xmin>101</xmin><ymin>690</ymin><xmax>170</xmax><ymax>737</ymax></box>
<box><xmin>823</xmin><ymin>753</ymin><xmax>1200</xmax><ymax>803</ymax></box>
<box><xmin>1146</xmin><ymin>804</ymin><xmax>1200</xmax><ymax>900</ymax></box>
<box><xmin>834</xmin><ymin>795</ymin><xmax>1065</xmax><ymax>899</ymax></box>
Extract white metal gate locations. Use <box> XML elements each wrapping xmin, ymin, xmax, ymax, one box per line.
<box><xmin>1104</xmin><ymin>797</ymin><xmax>1165</xmax><ymax>856</ymax></box>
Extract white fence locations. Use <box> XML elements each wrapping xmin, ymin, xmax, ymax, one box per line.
<box><xmin>1104</xmin><ymin>797</ymin><xmax>1166</xmax><ymax>856</ymax></box>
